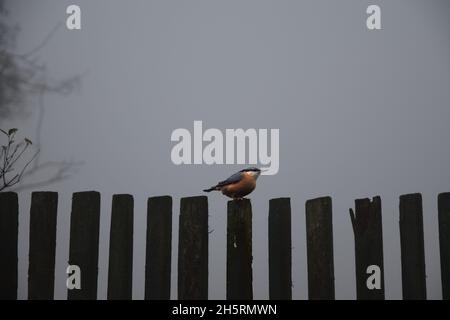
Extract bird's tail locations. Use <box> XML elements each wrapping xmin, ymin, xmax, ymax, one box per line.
<box><xmin>203</xmin><ymin>186</ymin><xmax>219</xmax><ymax>192</ymax></box>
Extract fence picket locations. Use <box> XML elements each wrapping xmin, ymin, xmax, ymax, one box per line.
<box><xmin>107</xmin><ymin>194</ymin><xmax>134</xmax><ymax>300</ymax></box>
<box><xmin>399</xmin><ymin>193</ymin><xmax>426</xmax><ymax>300</ymax></box>
<box><xmin>227</xmin><ymin>199</ymin><xmax>253</xmax><ymax>300</ymax></box>
<box><xmin>28</xmin><ymin>192</ymin><xmax>58</xmax><ymax>300</ymax></box>
<box><xmin>306</xmin><ymin>196</ymin><xmax>334</xmax><ymax>300</ymax></box>
<box><xmin>67</xmin><ymin>191</ymin><xmax>101</xmax><ymax>300</ymax></box>
<box><xmin>268</xmin><ymin>198</ymin><xmax>292</xmax><ymax>300</ymax></box>
<box><xmin>178</xmin><ymin>196</ymin><xmax>208</xmax><ymax>299</ymax></box>
<box><xmin>145</xmin><ymin>196</ymin><xmax>172</xmax><ymax>299</ymax></box>
<box><xmin>0</xmin><ymin>192</ymin><xmax>18</xmax><ymax>300</ymax></box>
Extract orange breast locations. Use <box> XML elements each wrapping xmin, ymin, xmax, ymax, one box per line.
<box><xmin>221</xmin><ymin>174</ymin><xmax>256</xmax><ymax>198</ymax></box>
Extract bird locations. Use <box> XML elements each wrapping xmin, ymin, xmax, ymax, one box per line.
<box><xmin>203</xmin><ymin>167</ymin><xmax>262</xmax><ymax>200</ymax></box>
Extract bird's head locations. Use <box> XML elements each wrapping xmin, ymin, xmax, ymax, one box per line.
<box><xmin>240</xmin><ymin>167</ymin><xmax>262</xmax><ymax>179</ymax></box>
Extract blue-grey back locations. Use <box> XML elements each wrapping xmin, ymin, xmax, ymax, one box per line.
<box><xmin>217</xmin><ymin>171</ymin><xmax>243</xmax><ymax>187</ymax></box>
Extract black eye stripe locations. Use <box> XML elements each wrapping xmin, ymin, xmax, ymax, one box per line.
<box><xmin>240</xmin><ymin>167</ymin><xmax>261</xmax><ymax>172</ymax></box>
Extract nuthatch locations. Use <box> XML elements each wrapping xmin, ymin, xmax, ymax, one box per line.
<box><xmin>203</xmin><ymin>167</ymin><xmax>262</xmax><ymax>200</ymax></box>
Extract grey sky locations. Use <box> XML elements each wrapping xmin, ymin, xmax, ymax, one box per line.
<box><xmin>2</xmin><ymin>0</ymin><xmax>450</xmax><ymax>299</ymax></box>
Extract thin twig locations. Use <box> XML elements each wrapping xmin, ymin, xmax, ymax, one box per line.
<box><xmin>19</xmin><ymin>22</ymin><xmax>62</xmax><ymax>59</ymax></box>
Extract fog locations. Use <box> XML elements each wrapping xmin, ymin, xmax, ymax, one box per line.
<box><xmin>2</xmin><ymin>0</ymin><xmax>450</xmax><ymax>299</ymax></box>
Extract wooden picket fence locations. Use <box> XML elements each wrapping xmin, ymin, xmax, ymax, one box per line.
<box><xmin>0</xmin><ymin>191</ymin><xmax>449</xmax><ymax>300</ymax></box>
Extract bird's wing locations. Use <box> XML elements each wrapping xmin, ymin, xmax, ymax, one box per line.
<box><xmin>216</xmin><ymin>171</ymin><xmax>243</xmax><ymax>187</ymax></box>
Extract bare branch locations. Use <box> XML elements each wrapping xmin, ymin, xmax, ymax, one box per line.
<box><xmin>0</xmin><ymin>128</ymin><xmax>39</xmax><ymax>191</ymax></box>
<box><xmin>11</xmin><ymin>159</ymin><xmax>83</xmax><ymax>192</ymax></box>
<box><xmin>1</xmin><ymin>16</ymin><xmax>83</xmax><ymax>119</ymax></box>
<box><xmin>19</xmin><ymin>22</ymin><xmax>62</xmax><ymax>59</ymax></box>
<box><xmin>1</xmin><ymin>4</ymin><xmax>84</xmax><ymax>191</ymax></box>
<box><xmin>15</xmin><ymin>149</ymin><xmax>39</xmax><ymax>183</ymax></box>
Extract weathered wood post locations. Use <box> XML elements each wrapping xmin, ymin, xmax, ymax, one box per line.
<box><xmin>107</xmin><ymin>194</ymin><xmax>134</xmax><ymax>300</ymax></box>
<box><xmin>399</xmin><ymin>193</ymin><xmax>426</xmax><ymax>300</ymax></box>
<box><xmin>349</xmin><ymin>196</ymin><xmax>385</xmax><ymax>299</ymax></box>
<box><xmin>0</xmin><ymin>192</ymin><xmax>18</xmax><ymax>300</ymax></box>
<box><xmin>28</xmin><ymin>192</ymin><xmax>58</xmax><ymax>300</ymax></box>
<box><xmin>178</xmin><ymin>196</ymin><xmax>208</xmax><ymax>300</ymax></box>
<box><xmin>145</xmin><ymin>196</ymin><xmax>172</xmax><ymax>299</ymax></box>
<box><xmin>306</xmin><ymin>196</ymin><xmax>335</xmax><ymax>300</ymax></box>
<box><xmin>438</xmin><ymin>192</ymin><xmax>450</xmax><ymax>300</ymax></box>
<box><xmin>227</xmin><ymin>199</ymin><xmax>252</xmax><ymax>300</ymax></box>
<box><xmin>268</xmin><ymin>197</ymin><xmax>292</xmax><ymax>300</ymax></box>
<box><xmin>67</xmin><ymin>191</ymin><xmax>101</xmax><ymax>300</ymax></box>
<box><xmin>67</xmin><ymin>191</ymin><xmax>100</xmax><ymax>300</ymax></box>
